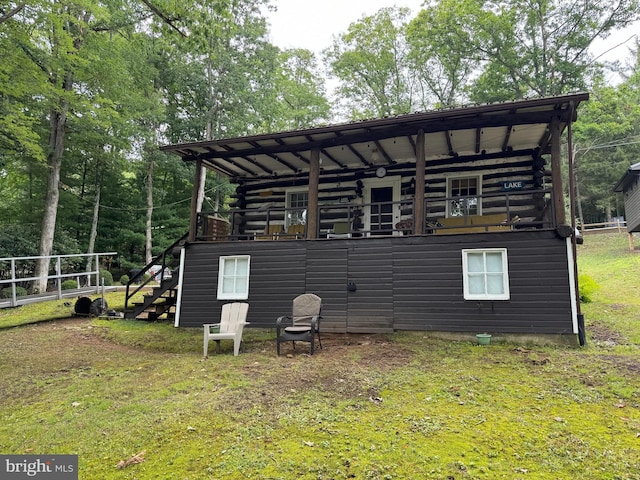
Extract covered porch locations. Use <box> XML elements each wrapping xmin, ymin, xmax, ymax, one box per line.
<box><xmin>161</xmin><ymin>93</ymin><xmax>589</xmax><ymax>244</ymax></box>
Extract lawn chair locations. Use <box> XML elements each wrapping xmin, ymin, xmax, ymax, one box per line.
<box><xmin>327</xmin><ymin>221</ymin><xmax>351</xmax><ymax>238</ymax></box>
<box><xmin>276</xmin><ymin>293</ymin><xmax>322</xmax><ymax>355</ymax></box>
<box><xmin>203</xmin><ymin>302</ymin><xmax>249</xmax><ymax>357</ymax></box>
<box><xmin>255</xmin><ymin>224</ymin><xmax>284</xmax><ymax>240</ymax></box>
<box><xmin>284</xmin><ymin>224</ymin><xmax>305</xmax><ymax>239</ymax></box>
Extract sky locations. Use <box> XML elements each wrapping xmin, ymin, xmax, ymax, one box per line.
<box><xmin>265</xmin><ymin>0</ymin><xmax>424</xmax><ymax>53</ymax></box>
<box><xmin>265</xmin><ymin>0</ymin><xmax>638</xmax><ymax>65</ymax></box>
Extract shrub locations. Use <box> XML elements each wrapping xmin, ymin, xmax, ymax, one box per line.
<box><xmin>119</xmin><ymin>274</ymin><xmax>130</xmax><ymax>285</ymax></box>
<box><xmin>61</xmin><ymin>280</ymin><xmax>78</xmax><ymax>290</ymax></box>
<box><xmin>99</xmin><ymin>269</ymin><xmax>113</xmax><ymax>287</ymax></box>
<box><xmin>579</xmin><ymin>274</ymin><xmax>600</xmax><ymax>303</ymax></box>
<box><xmin>0</xmin><ymin>286</ymin><xmax>27</xmax><ymax>298</ymax></box>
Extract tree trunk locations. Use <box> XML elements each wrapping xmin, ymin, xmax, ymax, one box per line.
<box><xmin>32</xmin><ymin>94</ymin><xmax>70</xmax><ymax>293</ymax></box>
<box><xmin>145</xmin><ymin>156</ymin><xmax>154</xmax><ymax>265</ymax></box>
<box><xmin>574</xmin><ymin>156</ymin><xmax>584</xmax><ymax>228</ymax></box>
<box><xmin>196</xmin><ymin>167</ymin><xmax>207</xmax><ymax>212</ymax></box>
<box><xmin>31</xmin><ymin>6</ymin><xmax>87</xmax><ymax>294</ymax></box>
<box><xmin>196</xmin><ymin>54</ymin><xmax>217</xmax><ymax>213</ymax></box>
<box><xmin>85</xmin><ymin>186</ymin><xmax>101</xmax><ymax>283</ymax></box>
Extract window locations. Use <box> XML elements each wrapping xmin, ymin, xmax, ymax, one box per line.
<box><xmin>286</xmin><ymin>190</ymin><xmax>308</xmax><ymax>228</ymax></box>
<box><xmin>217</xmin><ymin>255</ymin><xmax>250</xmax><ymax>300</ymax></box>
<box><xmin>462</xmin><ymin>249</ymin><xmax>510</xmax><ymax>300</ymax></box>
<box><xmin>448</xmin><ymin>176</ymin><xmax>481</xmax><ymax>217</ymax></box>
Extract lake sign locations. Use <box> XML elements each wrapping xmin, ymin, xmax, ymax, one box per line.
<box><xmin>501</xmin><ymin>180</ymin><xmax>525</xmax><ymax>191</ymax></box>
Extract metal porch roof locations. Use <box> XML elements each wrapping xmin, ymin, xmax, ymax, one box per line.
<box><xmin>160</xmin><ymin>92</ymin><xmax>589</xmax><ymax>181</ymax></box>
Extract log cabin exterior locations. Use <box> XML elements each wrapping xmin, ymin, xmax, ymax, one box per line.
<box><xmin>133</xmin><ymin>93</ymin><xmax>589</xmax><ymax>344</ymax></box>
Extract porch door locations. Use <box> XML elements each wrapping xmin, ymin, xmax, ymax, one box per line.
<box><xmin>365</xmin><ymin>177</ymin><xmax>401</xmax><ymax>236</ymax></box>
<box><xmin>305</xmin><ymin>247</ymin><xmax>348</xmax><ymax>333</ymax></box>
<box><xmin>346</xmin><ymin>241</ymin><xmax>394</xmax><ymax>333</ymax></box>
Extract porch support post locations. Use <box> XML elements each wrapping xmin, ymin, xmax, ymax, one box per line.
<box><xmin>189</xmin><ymin>158</ymin><xmax>203</xmax><ymax>242</ymax></box>
<box><xmin>550</xmin><ymin>116</ymin><xmax>566</xmax><ymax>226</ymax></box>
<box><xmin>414</xmin><ymin>129</ymin><xmax>426</xmax><ymax>234</ymax></box>
<box><xmin>308</xmin><ymin>148</ymin><xmax>320</xmax><ymax>239</ymax></box>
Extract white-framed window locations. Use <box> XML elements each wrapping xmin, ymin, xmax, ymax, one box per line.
<box><xmin>447</xmin><ymin>175</ymin><xmax>481</xmax><ymax>217</ymax></box>
<box><xmin>285</xmin><ymin>189</ymin><xmax>308</xmax><ymax>228</ymax></box>
<box><xmin>217</xmin><ymin>255</ymin><xmax>250</xmax><ymax>300</ymax></box>
<box><xmin>462</xmin><ymin>248</ymin><xmax>510</xmax><ymax>300</ymax></box>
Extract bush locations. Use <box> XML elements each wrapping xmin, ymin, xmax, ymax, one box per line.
<box><xmin>99</xmin><ymin>269</ymin><xmax>113</xmax><ymax>287</ymax></box>
<box><xmin>61</xmin><ymin>280</ymin><xmax>78</xmax><ymax>290</ymax></box>
<box><xmin>0</xmin><ymin>286</ymin><xmax>27</xmax><ymax>298</ymax></box>
<box><xmin>579</xmin><ymin>274</ymin><xmax>600</xmax><ymax>303</ymax></box>
<box><xmin>119</xmin><ymin>274</ymin><xmax>130</xmax><ymax>285</ymax></box>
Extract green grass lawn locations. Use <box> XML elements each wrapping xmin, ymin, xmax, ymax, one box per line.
<box><xmin>1</xmin><ymin>232</ymin><xmax>639</xmax><ymax>479</ymax></box>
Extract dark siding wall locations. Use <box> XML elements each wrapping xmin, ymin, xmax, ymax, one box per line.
<box><xmin>392</xmin><ymin>233</ymin><xmax>573</xmax><ymax>333</ymax></box>
<box><xmin>306</xmin><ymin>245</ymin><xmax>348</xmax><ymax>332</ymax></box>
<box><xmin>179</xmin><ymin>231</ymin><xmax>574</xmax><ymax>335</ymax></box>
<box><xmin>624</xmin><ymin>177</ymin><xmax>640</xmax><ymax>232</ymax></box>
<box><xmin>179</xmin><ymin>242</ymin><xmax>306</xmax><ymax>328</ymax></box>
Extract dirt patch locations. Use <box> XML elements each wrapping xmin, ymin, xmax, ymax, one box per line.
<box><xmin>599</xmin><ymin>355</ymin><xmax>640</xmax><ymax>375</ymax></box>
<box><xmin>6</xmin><ymin>319</ymin><xmax>409</xmax><ymax>408</ymax></box>
<box><xmin>231</xmin><ymin>333</ymin><xmax>414</xmax><ymax>412</ymax></box>
<box><xmin>588</xmin><ymin>321</ymin><xmax>628</xmax><ymax>345</ymax></box>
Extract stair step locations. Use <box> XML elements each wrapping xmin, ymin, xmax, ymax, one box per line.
<box><xmin>124</xmin><ymin>233</ymin><xmax>185</xmax><ymax>322</ymax></box>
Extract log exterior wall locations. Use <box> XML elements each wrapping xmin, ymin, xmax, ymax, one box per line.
<box><xmin>234</xmin><ymin>152</ymin><xmax>549</xmax><ymax>236</ymax></box>
<box><xmin>177</xmin><ymin>230</ymin><xmax>575</xmax><ymax>336</ymax></box>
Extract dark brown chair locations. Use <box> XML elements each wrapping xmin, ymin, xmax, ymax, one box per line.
<box><xmin>276</xmin><ymin>293</ymin><xmax>323</xmax><ymax>355</ymax></box>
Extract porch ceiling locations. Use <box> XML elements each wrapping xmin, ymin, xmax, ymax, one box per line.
<box><xmin>160</xmin><ymin>92</ymin><xmax>589</xmax><ymax>181</ymax></box>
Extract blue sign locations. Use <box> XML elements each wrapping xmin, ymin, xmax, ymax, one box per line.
<box><xmin>501</xmin><ymin>181</ymin><xmax>525</xmax><ymax>191</ymax></box>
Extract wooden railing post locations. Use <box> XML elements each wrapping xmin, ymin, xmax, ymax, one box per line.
<box><xmin>308</xmin><ymin>149</ymin><xmax>320</xmax><ymax>239</ymax></box>
<box><xmin>415</xmin><ymin>129</ymin><xmax>426</xmax><ymax>234</ymax></box>
<box><xmin>189</xmin><ymin>158</ymin><xmax>203</xmax><ymax>242</ymax></box>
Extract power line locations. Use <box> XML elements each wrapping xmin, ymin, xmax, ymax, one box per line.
<box><xmin>66</xmin><ymin>186</ymin><xmax>222</xmax><ymax>212</ymax></box>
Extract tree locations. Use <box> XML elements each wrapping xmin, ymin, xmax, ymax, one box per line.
<box><xmin>573</xmin><ymin>65</ymin><xmax>640</xmax><ymax>223</ymax></box>
<box><xmin>406</xmin><ymin>0</ymin><xmax>481</xmax><ymax>108</ymax></box>
<box><xmin>267</xmin><ymin>48</ymin><xmax>331</xmax><ymax>131</ymax></box>
<box><xmin>0</xmin><ymin>2</ymin><xmax>25</xmax><ymax>25</ymax></box>
<box><xmin>324</xmin><ymin>7</ymin><xmax>414</xmax><ymax>119</ymax></box>
<box><xmin>468</xmin><ymin>0</ymin><xmax>640</xmax><ymax>101</ymax></box>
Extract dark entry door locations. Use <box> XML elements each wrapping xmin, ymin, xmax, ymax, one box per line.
<box><xmin>346</xmin><ymin>241</ymin><xmax>394</xmax><ymax>333</ymax></box>
<box><xmin>370</xmin><ymin>186</ymin><xmax>394</xmax><ymax>235</ymax></box>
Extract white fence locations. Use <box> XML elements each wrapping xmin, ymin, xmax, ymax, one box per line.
<box><xmin>0</xmin><ymin>252</ymin><xmax>117</xmax><ymax>308</ymax></box>
<box><xmin>582</xmin><ymin>219</ymin><xmax>627</xmax><ymax>232</ymax></box>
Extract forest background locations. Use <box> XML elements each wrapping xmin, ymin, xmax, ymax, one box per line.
<box><xmin>2</xmin><ymin>0</ymin><xmax>640</xmax><ymax>285</ymax></box>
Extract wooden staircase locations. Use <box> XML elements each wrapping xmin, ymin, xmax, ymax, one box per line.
<box><xmin>127</xmin><ymin>276</ymin><xmax>178</xmax><ymax>321</ymax></box>
<box><xmin>124</xmin><ymin>233</ymin><xmax>187</xmax><ymax>321</ymax></box>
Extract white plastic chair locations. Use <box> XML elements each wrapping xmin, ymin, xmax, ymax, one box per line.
<box><xmin>203</xmin><ymin>302</ymin><xmax>250</xmax><ymax>357</ymax></box>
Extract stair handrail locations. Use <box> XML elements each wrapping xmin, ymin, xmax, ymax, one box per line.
<box><xmin>125</xmin><ymin>232</ymin><xmax>189</xmax><ymax>313</ymax></box>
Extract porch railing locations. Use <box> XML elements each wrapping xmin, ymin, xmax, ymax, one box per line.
<box><xmin>193</xmin><ymin>188</ymin><xmax>555</xmax><ymax>240</ymax></box>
